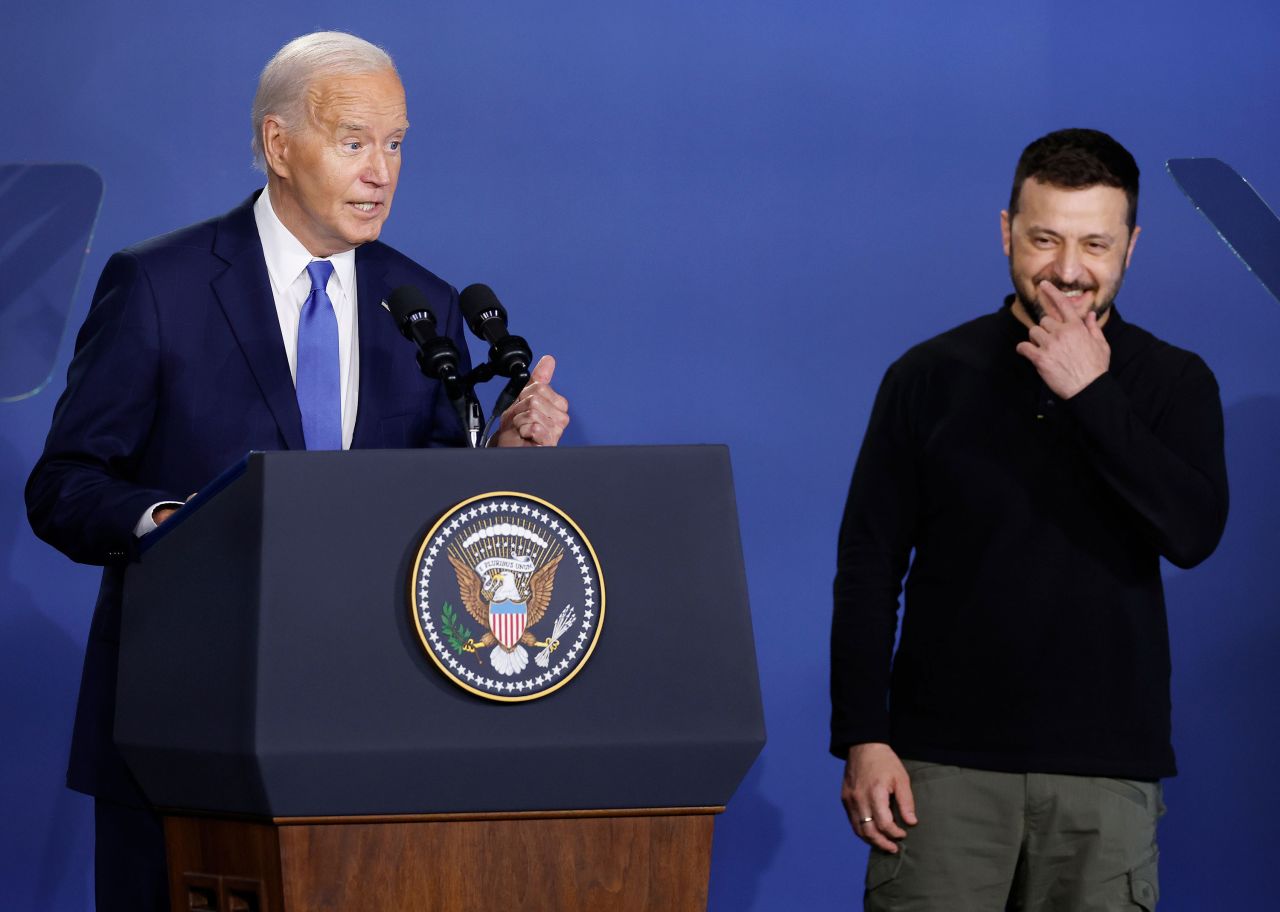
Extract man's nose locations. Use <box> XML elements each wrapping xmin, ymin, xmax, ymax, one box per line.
<box><xmin>1053</xmin><ymin>244</ymin><xmax>1082</xmax><ymax>284</ymax></box>
<box><xmin>364</xmin><ymin>148</ymin><xmax>391</xmax><ymax>186</ymax></box>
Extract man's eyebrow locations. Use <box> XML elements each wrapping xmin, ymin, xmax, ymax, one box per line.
<box><xmin>336</xmin><ymin>120</ymin><xmax>410</xmax><ymax>134</ymax></box>
<box><xmin>1024</xmin><ymin>225</ymin><xmax>1116</xmax><ymax>243</ymax></box>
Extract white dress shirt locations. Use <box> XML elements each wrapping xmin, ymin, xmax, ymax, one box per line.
<box><xmin>253</xmin><ymin>185</ymin><xmax>360</xmax><ymax>448</ymax></box>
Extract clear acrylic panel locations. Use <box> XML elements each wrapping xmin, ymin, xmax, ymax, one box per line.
<box><xmin>0</xmin><ymin>163</ymin><xmax>104</xmax><ymax>402</ymax></box>
<box><xmin>1167</xmin><ymin>157</ymin><xmax>1280</xmax><ymax>306</ymax></box>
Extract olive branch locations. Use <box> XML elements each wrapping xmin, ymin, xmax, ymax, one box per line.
<box><xmin>440</xmin><ymin>602</ymin><xmax>474</xmax><ymax>654</ymax></box>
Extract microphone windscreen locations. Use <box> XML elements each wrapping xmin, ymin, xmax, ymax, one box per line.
<box><xmin>459</xmin><ymin>283</ymin><xmax>506</xmax><ymax>336</ymax></box>
<box><xmin>385</xmin><ymin>285</ymin><xmax>436</xmax><ymax>329</ymax></box>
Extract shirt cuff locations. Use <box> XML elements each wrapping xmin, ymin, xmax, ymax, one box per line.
<box><xmin>134</xmin><ymin>501</ymin><xmax>184</xmax><ymax>537</ymax></box>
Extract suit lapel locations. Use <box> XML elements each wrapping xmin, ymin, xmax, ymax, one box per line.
<box><xmin>351</xmin><ymin>245</ymin><xmax>396</xmax><ymax>449</ymax></box>
<box><xmin>210</xmin><ymin>194</ymin><xmax>306</xmax><ymax>450</ymax></box>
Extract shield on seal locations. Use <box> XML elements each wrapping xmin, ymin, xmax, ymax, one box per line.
<box><xmin>488</xmin><ymin>600</ymin><xmax>528</xmax><ymax>649</ymax></box>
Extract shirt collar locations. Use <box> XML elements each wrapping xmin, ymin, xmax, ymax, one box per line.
<box><xmin>254</xmin><ymin>186</ymin><xmax>356</xmax><ymax>299</ymax></box>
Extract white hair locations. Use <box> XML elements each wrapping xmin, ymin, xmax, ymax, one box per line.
<box><xmin>251</xmin><ymin>31</ymin><xmax>398</xmax><ymax>173</ymax></box>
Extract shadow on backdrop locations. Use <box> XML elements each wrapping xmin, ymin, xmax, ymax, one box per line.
<box><xmin>1160</xmin><ymin>396</ymin><xmax>1280</xmax><ymax>910</ymax></box>
<box><xmin>0</xmin><ymin>435</ymin><xmax>93</xmax><ymax>911</ymax></box>
<box><xmin>707</xmin><ymin>756</ymin><xmax>783</xmax><ymax>911</ymax></box>
<box><xmin>1161</xmin><ymin>161</ymin><xmax>1279</xmax><ymax>908</ymax></box>
<box><xmin>0</xmin><ymin>163</ymin><xmax>104</xmax><ymax>401</ymax></box>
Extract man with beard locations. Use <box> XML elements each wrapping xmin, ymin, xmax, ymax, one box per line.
<box><xmin>831</xmin><ymin>128</ymin><xmax>1227</xmax><ymax>910</ymax></box>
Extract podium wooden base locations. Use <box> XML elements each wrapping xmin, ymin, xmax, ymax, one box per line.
<box><xmin>164</xmin><ymin>807</ymin><xmax>720</xmax><ymax>912</ymax></box>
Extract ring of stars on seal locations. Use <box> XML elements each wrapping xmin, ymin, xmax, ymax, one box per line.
<box><xmin>411</xmin><ymin>491</ymin><xmax>605</xmax><ymax>702</ymax></box>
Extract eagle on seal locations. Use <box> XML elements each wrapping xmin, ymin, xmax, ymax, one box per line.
<box><xmin>449</xmin><ymin>552</ymin><xmax>563</xmax><ymax>675</ymax></box>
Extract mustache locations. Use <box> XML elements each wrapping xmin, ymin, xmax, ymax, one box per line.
<box><xmin>1035</xmin><ymin>277</ymin><xmax>1097</xmax><ymax>294</ymax></box>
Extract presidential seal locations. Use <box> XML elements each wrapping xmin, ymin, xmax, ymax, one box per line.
<box><xmin>411</xmin><ymin>492</ymin><xmax>604</xmax><ymax>701</ymax></box>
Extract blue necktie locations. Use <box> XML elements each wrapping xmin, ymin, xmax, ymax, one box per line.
<box><xmin>296</xmin><ymin>260</ymin><xmax>341</xmax><ymax>450</ymax></box>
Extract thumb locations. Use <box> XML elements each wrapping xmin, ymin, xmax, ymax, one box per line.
<box><xmin>531</xmin><ymin>354</ymin><xmax>556</xmax><ymax>384</ymax></box>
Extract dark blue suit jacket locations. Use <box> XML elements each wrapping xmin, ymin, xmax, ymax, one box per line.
<box><xmin>26</xmin><ymin>192</ymin><xmax>469</xmax><ymax>804</ymax></box>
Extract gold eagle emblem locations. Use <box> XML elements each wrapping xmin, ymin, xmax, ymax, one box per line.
<box><xmin>448</xmin><ymin>531</ymin><xmax>564</xmax><ymax>675</ymax></box>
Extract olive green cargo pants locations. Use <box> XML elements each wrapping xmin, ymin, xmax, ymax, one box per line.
<box><xmin>864</xmin><ymin>761</ymin><xmax>1162</xmax><ymax>911</ymax></box>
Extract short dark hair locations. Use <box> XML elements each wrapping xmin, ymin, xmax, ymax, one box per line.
<box><xmin>1008</xmin><ymin>128</ymin><xmax>1140</xmax><ymax>230</ymax></box>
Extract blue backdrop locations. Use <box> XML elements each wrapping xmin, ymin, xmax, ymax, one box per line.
<box><xmin>3</xmin><ymin>2</ymin><xmax>1278</xmax><ymax>909</ymax></box>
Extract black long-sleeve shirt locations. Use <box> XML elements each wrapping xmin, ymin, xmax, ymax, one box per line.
<box><xmin>830</xmin><ymin>300</ymin><xmax>1228</xmax><ymax>780</ymax></box>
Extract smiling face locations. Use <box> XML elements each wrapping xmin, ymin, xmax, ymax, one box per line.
<box><xmin>1001</xmin><ymin>178</ymin><xmax>1140</xmax><ymax>326</ymax></box>
<box><xmin>262</xmin><ymin>68</ymin><xmax>408</xmax><ymax>257</ymax></box>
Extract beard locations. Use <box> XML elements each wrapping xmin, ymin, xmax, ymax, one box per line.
<box><xmin>1011</xmin><ymin>264</ymin><xmax>1126</xmax><ymax>324</ymax></box>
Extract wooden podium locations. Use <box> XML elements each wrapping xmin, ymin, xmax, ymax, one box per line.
<box><xmin>165</xmin><ymin>809</ymin><xmax>715</xmax><ymax>911</ymax></box>
<box><xmin>116</xmin><ymin>447</ymin><xmax>765</xmax><ymax>911</ymax></box>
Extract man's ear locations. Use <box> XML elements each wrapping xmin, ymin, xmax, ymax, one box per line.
<box><xmin>262</xmin><ymin>115</ymin><xmax>290</xmax><ymax>179</ymax></box>
<box><xmin>1124</xmin><ymin>225</ymin><xmax>1141</xmax><ymax>269</ymax></box>
<box><xmin>1000</xmin><ymin>209</ymin><xmax>1012</xmax><ymax>258</ymax></box>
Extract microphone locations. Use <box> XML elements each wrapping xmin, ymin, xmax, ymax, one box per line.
<box><xmin>385</xmin><ymin>285</ymin><xmax>482</xmax><ymax>447</ymax></box>
<box><xmin>458</xmin><ymin>284</ymin><xmax>532</xmax><ymax>381</ymax></box>
<box><xmin>458</xmin><ymin>284</ymin><xmax>534</xmax><ymax>432</ymax></box>
<box><xmin>386</xmin><ymin>285</ymin><xmax>461</xmax><ymax>383</ymax></box>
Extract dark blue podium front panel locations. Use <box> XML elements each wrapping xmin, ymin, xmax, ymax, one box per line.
<box><xmin>117</xmin><ymin>446</ymin><xmax>765</xmax><ymax>817</ymax></box>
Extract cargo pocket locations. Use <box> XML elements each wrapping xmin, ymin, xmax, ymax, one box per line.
<box><xmin>1128</xmin><ymin>849</ymin><xmax>1159</xmax><ymax>911</ymax></box>
<box><xmin>865</xmin><ymin>847</ymin><xmax>905</xmax><ymax>892</ymax></box>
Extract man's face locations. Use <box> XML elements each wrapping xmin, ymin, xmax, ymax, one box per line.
<box><xmin>1001</xmin><ymin>178</ymin><xmax>1140</xmax><ymax>324</ymax></box>
<box><xmin>264</xmin><ymin>69</ymin><xmax>408</xmax><ymax>257</ymax></box>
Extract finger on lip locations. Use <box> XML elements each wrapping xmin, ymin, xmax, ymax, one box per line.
<box><xmin>1040</xmin><ymin>280</ymin><xmax>1093</xmax><ymax>300</ymax></box>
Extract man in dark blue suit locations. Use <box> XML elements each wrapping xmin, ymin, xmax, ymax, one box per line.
<box><xmin>26</xmin><ymin>31</ymin><xmax>569</xmax><ymax>911</ymax></box>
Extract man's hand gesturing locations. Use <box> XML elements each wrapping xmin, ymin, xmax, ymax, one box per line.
<box><xmin>1015</xmin><ymin>280</ymin><xmax>1111</xmax><ymax>399</ymax></box>
<box><xmin>492</xmin><ymin>355</ymin><xmax>570</xmax><ymax>447</ymax></box>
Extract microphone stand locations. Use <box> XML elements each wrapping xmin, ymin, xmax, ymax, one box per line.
<box><xmin>456</xmin><ymin>361</ymin><xmax>530</xmax><ymax>447</ymax></box>
<box><xmin>413</xmin><ymin>337</ymin><xmax>484</xmax><ymax>449</ymax></box>
<box><xmin>490</xmin><ymin>371</ymin><xmax>530</xmax><ymax>428</ymax></box>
